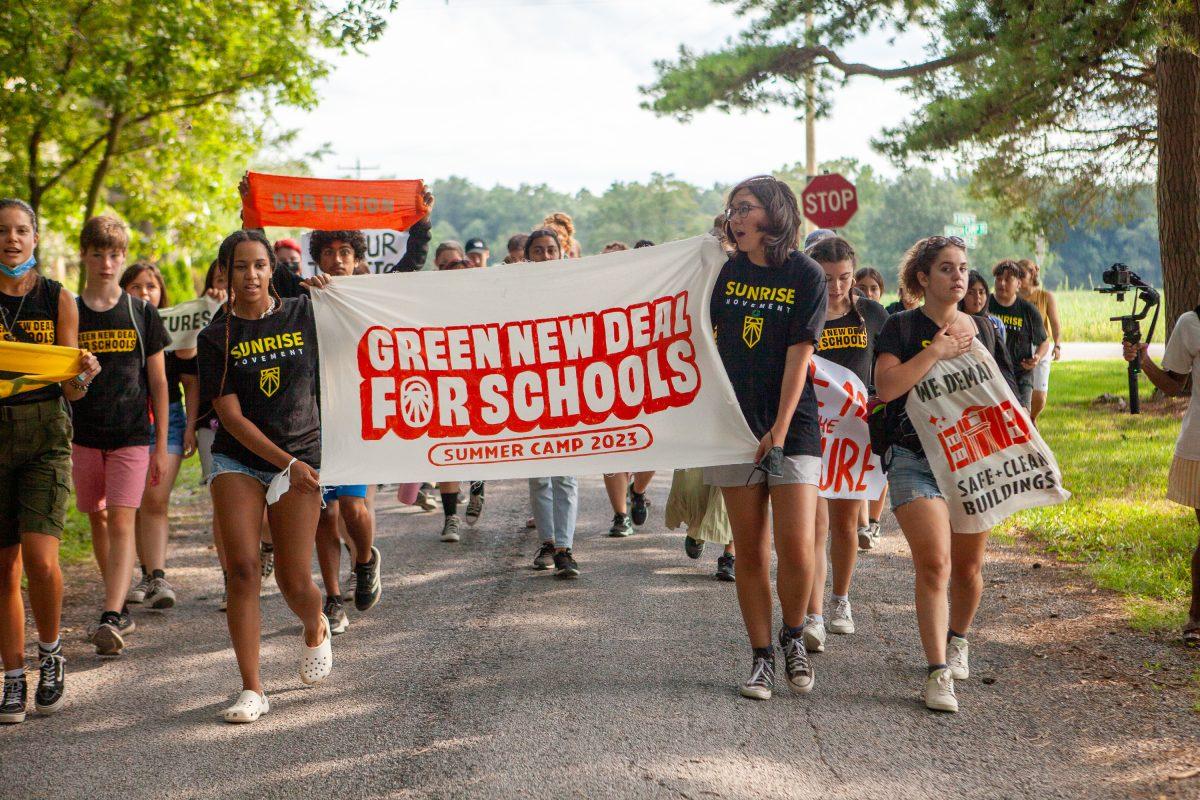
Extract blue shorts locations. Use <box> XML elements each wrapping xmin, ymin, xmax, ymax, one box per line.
<box><xmin>209</xmin><ymin>452</ymin><xmax>277</xmax><ymax>487</ymax></box>
<box><xmin>322</xmin><ymin>484</ymin><xmax>368</xmax><ymax>503</ymax></box>
<box><xmin>887</xmin><ymin>444</ymin><xmax>944</xmax><ymax>511</ymax></box>
<box><xmin>148</xmin><ymin>401</ymin><xmax>188</xmax><ymax>457</ymax></box>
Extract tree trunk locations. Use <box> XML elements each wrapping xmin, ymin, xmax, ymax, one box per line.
<box><xmin>76</xmin><ymin>110</ymin><xmax>126</xmax><ymax>293</ymax></box>
<box><xmin>1155</xmin><ymin>21</ymin><xmax>1200</xmax><ymax>341</ymax></box>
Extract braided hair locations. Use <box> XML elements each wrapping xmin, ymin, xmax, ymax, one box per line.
<box><xmin>214</xmin><ymin>230</ymin><xmax>280</xmax><ymax>400</ymax></box>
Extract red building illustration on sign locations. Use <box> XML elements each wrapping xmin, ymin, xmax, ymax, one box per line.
<box><xmin>936</xmin><ymin>400</ymin><xmax>1032</xmax><ymax>472</ymax></box>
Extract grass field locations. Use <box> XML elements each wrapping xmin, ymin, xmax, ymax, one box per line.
<box><xmin>1001</xmin><ymin>361</ymin><xmax>1195</xmax><ymax>630</ymax></box>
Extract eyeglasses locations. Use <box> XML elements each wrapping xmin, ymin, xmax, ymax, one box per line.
<box><xmin>725</xmin><ymin>203</ymin><xmax>764</xmax><ymax>221</ymax></box>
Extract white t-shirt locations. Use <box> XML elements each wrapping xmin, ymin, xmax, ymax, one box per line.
<box><xmin>1162</xmin><ymin>311</ymin><xmax>1200</xmax><ymax>461</ymax></box>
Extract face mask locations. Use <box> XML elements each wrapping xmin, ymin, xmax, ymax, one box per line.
<box><xmin>0</xmin><ymin>255</ymin><xmax>36</xmax><ymax>279</ymax></box>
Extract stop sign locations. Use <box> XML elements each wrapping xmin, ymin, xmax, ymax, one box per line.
<box><xmin>801</xmin><ymin>173</ymin><xmax>858</xmax><ymax>229</ymax></box>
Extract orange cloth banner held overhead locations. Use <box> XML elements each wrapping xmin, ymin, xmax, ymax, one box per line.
<box><xmin>241</xmin><ymin>172</ymin><xmax>428</xmax><ymax>231</ymax></box>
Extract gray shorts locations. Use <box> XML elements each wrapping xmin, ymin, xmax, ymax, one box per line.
<box><xmin>703</xmin><ymin>455</ymin><xmax>821</xmax><ymax>488</ymax></box>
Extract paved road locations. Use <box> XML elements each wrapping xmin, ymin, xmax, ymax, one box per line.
<box><xmin>1058</xmin><ymin>341</ymin><xmax>1164</xmax><ymax>361</ymax></box>
<box><xmin>4</xmin><ymin>477</ymin><xmax>1198</xmax><ymax>799</ymax></box>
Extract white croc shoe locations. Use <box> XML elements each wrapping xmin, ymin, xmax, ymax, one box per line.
<box><xmin>223</xmin><ymin>690</ymin><xmax>269</xmax><ymax>723</ymax></box>
<box><xmin>299</xmin><ymin>614</ymin><xmax>333</xmax><ymax>686</ymax></box>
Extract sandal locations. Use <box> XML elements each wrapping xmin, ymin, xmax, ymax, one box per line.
<box><xmin>1183</xmin><ymin>623</ymin><xmax>1200</xmax><ymax>648</ymax></box>
<box><xmin>223</xmin><ymin>689</ymin><xmax>269</xmax><ymax>723</ymax></box>
<box><xmin>299</xmin><ymin>614</ymin><xmax>333</xmax><ymax>685</ymax></box>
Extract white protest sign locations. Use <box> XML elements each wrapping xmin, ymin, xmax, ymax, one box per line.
<box><xmin>811</xmin><ymin>355</ymin><xmax>885</xmax><ymax>500</ymax></box>
<box><xmin>299</xmin><ymin>229</ymin><xmax>411</xmax><ymax>277</ymax></box>
<box><xmin>906</xmin><ymin>338</ymin><xmax>1070</xmax><ymax>532</ymax></box>
<box><xmin>160</xmin><ymin>295</ymin><xmax>222</xmax><ymax>352</ymax></box>
<box><xmin>310</xmin><ymin>235</ymin><xmax>759</xmax><ymax>484</ymax></box>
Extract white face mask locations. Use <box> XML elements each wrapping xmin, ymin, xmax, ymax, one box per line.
<box><xmin>266</xmin><ymin>459</ymin><xmax>296</xmax><ymax>505</ymax></box>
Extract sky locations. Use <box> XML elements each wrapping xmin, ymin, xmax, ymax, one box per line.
<box><xmin>273</xmin><ymin>0</ymin><xmax>928</xmax><ymax>193</ymax></box>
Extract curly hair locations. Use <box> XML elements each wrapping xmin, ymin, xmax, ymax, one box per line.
<box><xmin>308</xmin><ymin>229</ymin><xmax>367</xmax><ymax>264</ymax></box>
<box><xmin>723</xmin><ymin>175</ymin><xmax>801</xmax><ymax>268</ymax></box>
<box><xmin>897</xmin><ymin>235</ymin><xmax>967</xmax><ymax>299</ymax></box>
<box><xmin>541</xmin><ymin>212</ymin><xmax>579</xmax><ymax>258</ymax></box>
<box><xmin>992</xmin><ymin>258</ymin><xmax>1025</xmax><ymax>281</ymax></box>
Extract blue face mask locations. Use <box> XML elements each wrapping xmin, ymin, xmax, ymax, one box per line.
<box><xmin>0</xmin><ymin>255</ymin><xmax>36</xmax><ymax>279</ymax></box>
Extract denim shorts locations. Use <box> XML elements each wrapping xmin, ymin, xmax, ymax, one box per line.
<box><xmin>148</xmin><ymin>401</ymin><xmax>187</xmax><ymax>456</ymax></box>
<box><xmin>887</xmin><ymin>444</ymin><xmax>944</xmax><ymax>511</ymax></box>
<box><xmin>209</xmin><ymin>452</ymin><xmax>278</xmax><ymax>487</ymax></box>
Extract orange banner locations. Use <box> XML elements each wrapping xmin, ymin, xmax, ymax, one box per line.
<box><xmin>241</xmin><ymin>172</ymin><xmax>428</xmax><ymax>231</ymax></box>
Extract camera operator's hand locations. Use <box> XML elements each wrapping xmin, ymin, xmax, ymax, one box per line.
<box><xmin>1020</xmin><ymin>357</ymin><xmax>1039</xmax><ymax>372</ymax></box>
<box><xmin>1122</xmin><ymin>341</ymin><xmax>1149</xmax><ymax>365</ymax></box>
<box><xmin>929</xmin><ymin>323</ymin><xmax>973</xmax><ymax>360</ymax></box>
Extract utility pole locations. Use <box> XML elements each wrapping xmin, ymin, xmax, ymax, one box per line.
<box><xmin>804</xmin><ymin>11</ymin><xmax>817</xmax><ymax>234</ymax></box>
<box><xmin>338</xmin><ymin>157</ymin><xmax>380</xmax><ymax>180</ymax></box>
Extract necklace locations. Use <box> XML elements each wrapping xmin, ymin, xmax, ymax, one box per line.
<box><xmin>259</xmin><ymin>297</ymin><xmax>277</xmax><ymax>319</ymax></box>
<box><xmin>0</xmin><ymin>275</ymin><xmax>34</xmax><ymax>342</ymax></box>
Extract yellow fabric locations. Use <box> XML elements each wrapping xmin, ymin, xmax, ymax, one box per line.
<box><xmin>0</xmin><ymin>340</ymin><xmax>82</xmax><ymax>399</ymax></box>
<box><xmin>1027</xmin><ymin>287</ymin><xmax>1051</xmax><ymax>332</ymax></box>
<box><xmin>665</xmin><ymin>468</ymin><xmax>732</xmax><ymax>545</ymax></box>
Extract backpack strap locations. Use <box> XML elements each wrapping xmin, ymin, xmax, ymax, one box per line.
<box><xmin>968</xmin><ymin>312</ymin><xmax>996</xmax><ymax>352</ymax></box>
<box><xmin>127</xmin><ymin>293</ymin><xmax>145</xmax><ymax>369</ymax></box>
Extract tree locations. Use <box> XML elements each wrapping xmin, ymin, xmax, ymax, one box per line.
<box><xmin>0</xmin><ymin>0</ymin><xmax>395</xmax><ymax>284</ymax></box>
<box><xmin>642</xmin><ymin>0</ymin><xmax>1198</xmax><ymax>331</ymax></box>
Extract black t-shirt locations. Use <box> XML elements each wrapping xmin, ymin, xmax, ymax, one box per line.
<box><xmin>817</xmin><ymin>297</ymin><xmax>889</xmax><ymax>388</ymax></box>
<box><xmin>710</xmin><ymin>251</ymin><xmax>827</xmax><ymax>457</ymax></box>
<box><xmin>72</xmin><ymin>293</ymin><xmax>172</xmax><ymax>449</ymax></box>
<box><xmin>165</xmin><ymin>351</ymin><xmax>197</xmax><ymax>405</ymax></box>
<box><xmin>885</xmin><ymin>300</ymin><xmax>907</xmax><ymax>315</ymax></box>
<box><xmin>987</xmin><ymin>295</ymin><xmax>1047</xmax><ymax>378</ymax></box>
<box><xmin>0</xmin><ymin>275</ymin><xmax>63</xmax><ymax>406</ymax></box>
<box><xmin>197</xmin><ymin>296</ymin><xmax>320</xmax><ymax>473</ymax></box>
<box><xmin>874</xmin><ymin>308</ymin><xmax>1017</xmax><ymax>456</ymax></box>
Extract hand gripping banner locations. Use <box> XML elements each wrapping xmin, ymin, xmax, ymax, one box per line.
<box><xmin>311</xmin><ymin>235</ymin><xmax>760</xmax><ymax>484</ymax></box>
<box><xmin>811</xmin><ymin>355</ymin><xmax>885</xmax><ymax>501</ymax></box>
<box><xmin>0</xmin><ymin>340</ymin><xmax>83</xmax><ymax>400</ymax></box>
<box><xmin>905</xmin><ymin>338</ymin><xmax>1070</xmax><ymax>532</ymax></box>
<box><xmin>240</xmin><ymin>172</ymin><xmax>429</xmax><ymax>231</ymax></box>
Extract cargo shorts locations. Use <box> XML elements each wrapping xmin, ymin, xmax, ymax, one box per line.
<box><xmin>0</xmin><ymin>398</ymin><xmax>73</xmax><ymax>547</ymax></box>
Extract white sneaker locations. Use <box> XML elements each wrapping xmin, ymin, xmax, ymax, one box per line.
<box><xmin>947</xmin><ymin>636</ymin><xmax>970</xmax><ymax>680</ymax></box>
<box><xmin>299</xmin><ymin>614</ymin><xmax>333</xmax><ymax>686</ymax></box>
<box><xmin>128</xmin><ymin>573</ymin><xmax>150</xmax><ymax>604</ymax></box>
<box><xmin>857</xmin><ymin>525</ymin><xmax>874</xmax><ymax>551</ymax></box>
<box><xmin>801</xmin><ymin>619</ymin><xmax>826</xmax><ymax>653</ymax></box>
<box><xmin>223</xmin><ymin>689</ymin><xmax>269</xmax><ymax>723</ymax></box>
<box><xmin>827</xmin><ymin>599</ymin><xmax>855</xmax><ymax>634</ymax></box>
<box><xmin>868</xmin><ymin>521</ymin><xmax>882</xmax><ymax>546</ymax></box>
<box><xmin>922</xmin><ymin>667</ymin><xmax>958</xmax><ymax>712</ymax></box>
<box><xmin>441</xmin><ymin>515</ymin><xmax>462</xmax><ymax>543</ymax></box>
<box><xmin>144</xmin><ymin>576</ymin><xmax>177</xmax><ymax>610</ymax></box>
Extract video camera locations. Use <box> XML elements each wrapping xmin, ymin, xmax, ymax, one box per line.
<box><xmin>1095</xmin><ymin>263</ymin><xmax>1160</xmax><ymax>414</ymax></box>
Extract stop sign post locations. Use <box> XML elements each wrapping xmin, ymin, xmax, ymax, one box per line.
<box><xmin>802</xmin><ymin>173</ymin><xmax>858</xmax><ymax>229</ymax></box>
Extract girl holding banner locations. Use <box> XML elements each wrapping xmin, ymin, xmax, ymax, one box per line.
<box><xmin>873</xmin><ymin>236</ymin><xmax>1018</xmax><ymax>713</ymax></box>
<box><xmin>0</xmin><ymin>199</ymin><xmax>100</xmax><ymax>724</ymax></box>
<box><xmin>197</xmin><ymin>230</ymin><xmax>332</xmax><ymax>723</ymax></box>
<box><xmin>704</xmin><ymin>176</ymin><xmax>827</xmax><ymax>701</ymax></box>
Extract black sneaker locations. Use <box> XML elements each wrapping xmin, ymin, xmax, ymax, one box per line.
<box><xmin>630</xmin><ymin>491</ymin><xmax>650</xmax><ymax>526</ymax></box>
<box><xmin>353</xmin><ymin>546</ymin><xmax>382</xmax><ymax>612</ymax></box>
<box><xmin>553</xmin><ymin>549</ymin><xmax>580</xmax><ymax>579</ymax></box>
<box><xmin>92</xmin><ymin>612</ymin><xmax>124</xmax><ymax>656</ymax></box>
<box><xmin>0</xmin><ymin>672</ymin><xmax>27</xmax><ymax>724</ymax></box>
<box><xmin>324</xmin><ymin>596</ymin><xmax>349</xmax><ymax>635</ymax></box>
<box><xmin>684</xmin><ymin>535</ymin><xmax>704</xmax><ymax>560</ymax></box>
<box><xmin>260</xmin><ymin>542</ymin><xmax>275</xmax><ymax>580</ymax></box>
<box><xmin>739</xmin><ymin>652</ymin><xmax>774</xmax><ymax>700</ymax></box>
<box><xmin>715</xmin><ymin>553</ymin><xmax>736</xmax><ymax>582</ymax></box>
<box><xmin>34</xmin><ymin>644</ymin><xmax>65</xmax><ymax>715</ymax></box>
<box><xmin>608</xmin><ymin>513</ymin><xmax>633</xmax><ymax>538</ymax></box>
<box><xmin>117</xmin><ymin>609</ymin><xmax>136</xmax><ymax>636</ymax></box>
<box><xmin>533</xmin><ymin>541</ymin><xmax>556</xmax><ymax>570</ymax></box>
<box><xmin>778</xmin><ymin>626</ymin><xmax>815</xmax><ymax>693</ymax></box>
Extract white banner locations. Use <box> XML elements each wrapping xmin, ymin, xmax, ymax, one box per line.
<box><xmin>160</xmin><ymin>295</ymin><xmax>221</xmax><ymax>352</ymax></box>
<box><xmin>312</xmin><ymin>235</ymin><xmax>759</xmax><ymax>484</ymax></box>
<box><xmin>299</xmin><ymin>229</ymin><xmax>411</xmax><ymax>277</ymax></box>
<box><xmin>812</xmin><ymin>355</ymin><xmax>885</xmax><ymax>500</ymax></box>
<box><xmin>906</xmin><ymin>338</ymin><xmax>1070</xmax><ymax>531</ymax></box>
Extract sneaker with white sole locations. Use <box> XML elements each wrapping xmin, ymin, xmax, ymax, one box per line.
<box><xmin>868</xmin><ymin>520</ymin><xmax>882</xmax><ymax>546</ymax></box>
<box><xmin>738</xmin><ymin>652</ymin><xmax>775</xmax><ymax>700</ymax></box>
<box><xmin>91</xmin><ymin>614</ymin><xmax>124</xmax><ymax>656</ymax></box>
<box><xmin>922</xmin><ymin>667</ymin><xmax>958</xmax><ymax>712</ymax></box>
<box><xmin>223</xmin><ymin>689</ymin><xmax>269</xmax><ymax>723</ymax></box>
<box><xmin>34</xmin><ymin>643</ymin><xmax>65</xmax><ymax>715</ymax></box>
<box><xmin>827</xmin><ymin>599</ymin><xmax>855</xmax><ymax>635</ymax></box>
<box><xmin>779</xmin><ymin>627</ymin><xmax>816</xmax><ymax>693</ymax></box>
<box><xmin>465</xmin><ymin>490</ymin><xmax>484</xmax><ymax>526</ymax></box>
<box><xmin>341</xmin><ymin>571</ymin><xmax>356</xmax><ymax>602</ymax></box>
<box><xmin>440</xmin><ymin>515</ymin><xmax>461</xmax><ymax>543</ymax></box>
<box><xmin>0</xmin><ymin>673</ymin><xmax>27</xmax><ymax>724</ymax></box>
<box><xmin>324</xmin><ymin>596</ymin><xmax>349</xmax><ymax>635</ymax></box>
<box><xmin>353</xmin><ymin>546</ymin><xmax>382</xmax><ymax>612</ymax></box>
<box><xmin>857</xmin><ymin>525</ymin><xmax>874</xmax><ymax>551</ymax></box>
<box><xmin>260</xmin><ymin>543</ymin><xmax>275</xmax><ymax>580</ymax></box>
<box><xmin>144</xmin><ymin>576</ymin><xmax>177</xmax><ymax>610</ymax></box>
<box><xmin>608</xmin><ymin>513</ymin><xmax>633</xmax><ymax>538</ymax></box>
<box><xmin>947</xmin><ymin>636</ymin><xmax>970</xmax><ymax>680</ymax></box>
<box><xmin>801</xmin><ymin>619</ymin><xmax>827</xmax><ymax>654</ymax></box>
<box><xmin>299</xmin><ymin>615</ymin><xmax>333</xmax><ymax>685</ymax></box>
<box><xmin>532</xmin><ymin>541</ymin><xmax>555</xmax><ymax>570</ymax></box>
<box><xmin>127</xmin><ymin>573</ymin><xmax>150</xmax><ymax>604</ymax></box>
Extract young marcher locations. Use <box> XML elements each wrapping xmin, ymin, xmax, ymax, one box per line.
<box><xmin>854</xmin><ymin>267</ymin><xmax>884</xmax><ymax>303</ymax></box>
<box><xmin>885</xmin><ymin>285</ymin><xmax>921</xmax><ymax>315</ymax></box>
<box><xmin>1018</xmin><ymin>258</ymin><xmax>1061</xmax><ymax>423</ymax></box>
<box><xmin>523</xmin><ymin>229</ymin><xmax>581</xmax><ymax>578</ymax></box>
<box><xmin>121</xmin><ymin>262</ymin><xmax>197</xmax><ymax>611</ymax></box>
<box><xmin>305</xmin><ymin>229</ymin><xmax>383</xmax><ymax>632</ymax></box>
<box><xmin>603</xmin><ymin>471</ymin><xmax>655</xmax><ymax>537</ymax></box>
<box><xmin>197</xmin><ymin>229</ymin><xmax>332</xmax><ymax>723</ymax></box>
<box><xmin>273</xmin><ymin>238</ymin><xmax>303</xmax><ymax>276</ymax></box>
<box><xmin>959</xmin><ymin>270</ymin><xmax>1006</xmax><ymax>345</ymax></box>
<box><xmin>1123</xmin><ymin>306</ymin><xmax>1200</xmax><ymax>646</ymax></box>
<box><xmin>803</xmin><ymin>236</ymin><xmax>888</xmax><ymax>652</ymax></box>
<box><xmin>465</xmin><ymin>238</ymin><xmax>490</xmax><ymax>269</ymax></box>
<box><xmin>988</xmin><ymin>260</ymin><xmax>1049</xmax><ymax>412</ymax></box>
<box><xmin>602</xmin><ymin>242</ymin><xmax>629</xmax><ymax>254</ymax></box>
<box><xmin>0</xmin><ymin>199</ymin><xmax>100</xmax><ymax>724</ymax></box>
<box><xmin>873</xmin><ymin>235</ymin><xmax>1016</xmax><ymax>713</ymax></box>
<box><xmin>705</xmin><ymin>176</ymin><xmax>826</xmax><ymax>700</ymax></box>
<box><xmin>72</xmin><ymin>217</ymin><xmax>172</xmax><ymax>656</ymax></box>
<box><xmin>503</xmin><ymin>234</ymin><xmax>528</xmax><ymax>265</ymax></box>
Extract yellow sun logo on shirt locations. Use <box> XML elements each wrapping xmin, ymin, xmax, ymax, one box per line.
<box><xmin>742</xmin><ymin>314</ymin><xmax>763</xmax><ymax>349</ymax></box>
<box><xmin>259</xmin><ymin>367</ymin><xmax>280</xmax><ymax>398</ymax></box>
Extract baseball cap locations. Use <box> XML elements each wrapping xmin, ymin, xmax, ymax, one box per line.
<box><xmin>465</xmin><ymin>238</ymin><xmax>488</xmax><ymax>254</ymax></box>
<box><xmin>273</xmin><ymin>237</ymin><xmax>302</xmax><ymax>253</ymax></box>
<box><xmin>804</xmin><ymin>229</ymin><xmax>836</xmax><ymax>249</ymax></box>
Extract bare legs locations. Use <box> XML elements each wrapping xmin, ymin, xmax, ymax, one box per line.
<box><xmin>135</xmin><ymin>454</ymin><xmax>183</xmax><ymax>574</ymax></box>
<box><xmin>808</xmin><ymin>498</ymin><xmax>861</xmax><ymax>617</ymax></box>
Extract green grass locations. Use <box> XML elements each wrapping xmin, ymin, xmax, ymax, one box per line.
<box><xmin>61</xmin><ymin>455</ymin><xmax>206</xmax><ymax>566</ymax></box>
<box><xmin>1000</xmin><ymin>361</ymin><xmax>1195</xmax><ymax>630</ymax></box>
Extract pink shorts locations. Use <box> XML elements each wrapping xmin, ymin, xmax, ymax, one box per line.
<box><xmin>71</xmin><ymin>444</ymin><xmax>151</xmax><ymax>513</ymax></box>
